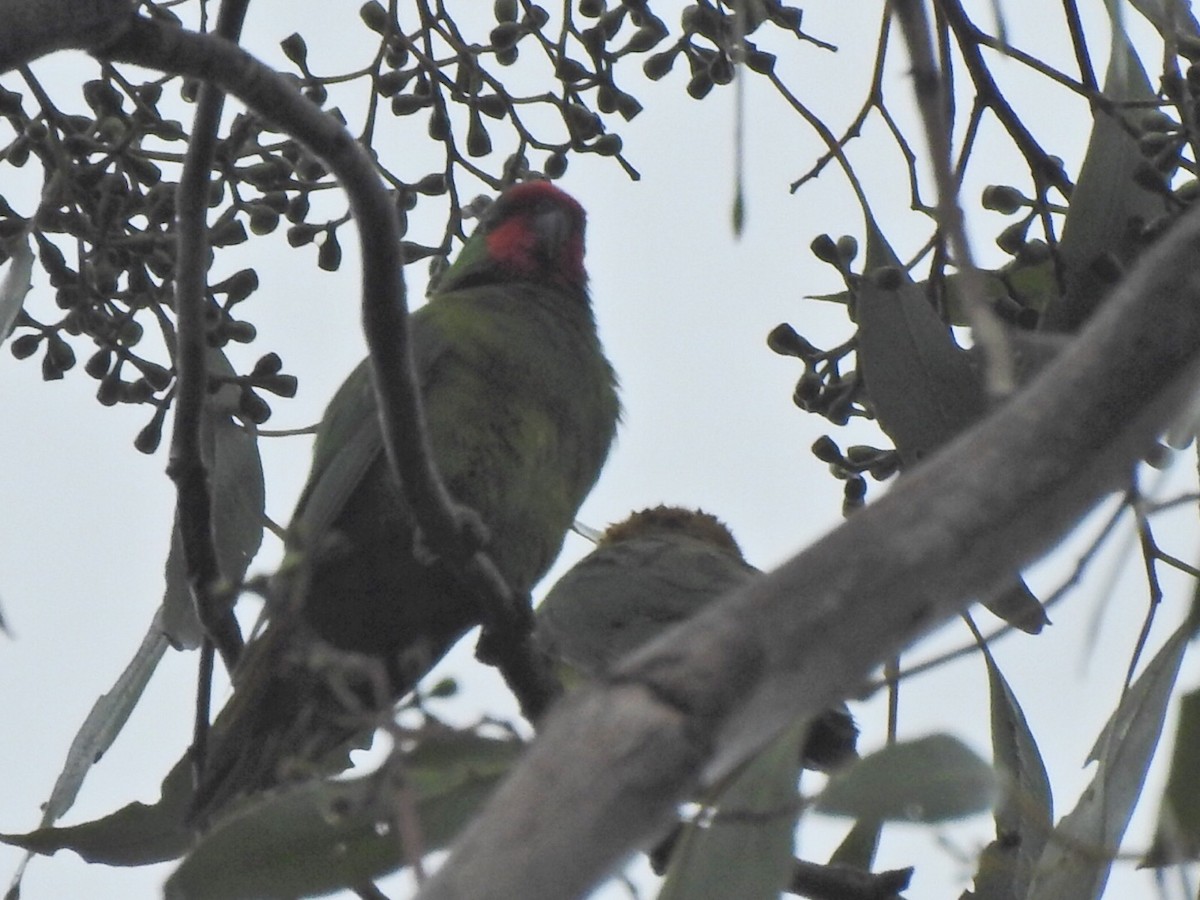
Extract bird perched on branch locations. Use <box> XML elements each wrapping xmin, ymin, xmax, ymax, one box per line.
<box><xmin>192</xmin><ymin>180</ymin><xmax>619</xmax><ymax>818</ymax></box>
<box><xmin>535</xmin><ymin>506</ymin><xmax>858</xmax><ymax>772</ymax></box>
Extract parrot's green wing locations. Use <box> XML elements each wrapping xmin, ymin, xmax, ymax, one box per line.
<box><xmin>290</xmin><ymin>312</ymin><xmax>452</xmax><ymax>543</ymax></box>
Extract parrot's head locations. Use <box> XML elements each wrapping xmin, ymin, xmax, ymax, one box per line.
<box><xmin>437</xmin><ymin>181</ymin><xmax>588</xmax><ymax>295</ymax></box>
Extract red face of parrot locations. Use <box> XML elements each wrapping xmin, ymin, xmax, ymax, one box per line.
<box><xmin>481</xmin><ymin>181</ymin><xmax>588</xmax><ymax>292</ymax></box>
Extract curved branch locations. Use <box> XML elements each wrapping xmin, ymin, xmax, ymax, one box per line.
<box><xmin>170</xmin><ymin>0</ymin><xmax>253</xmax><ymax>678</ymax></box>
<box><xmin>93</xmin><ymin>18</ymin><xmax>453</xmax><ymax>558</ymax></box>
<box><xmin>0</xmin><ymin>0</ymin><xmax>131</xmax><ymax>72</ymax></box>
<box><xmin>416</xmin><ymin>202</ymin><xmax>1200</xmax><ymax>900</ymax></box>
<box><xmin>172</xmin><ymin>0</ymin><xmax>252</xmax><ymax>779</ymax></box>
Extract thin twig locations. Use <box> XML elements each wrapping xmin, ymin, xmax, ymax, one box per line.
<box><xmin>169</xmin><ymin>0</ymin><xmax>251</xmax><ymax>677</ymax></box>
<box><xmin>936</xmin><ymin>0</ymin><xmax>1074</xmax><ymax>199</ymax></box>
<box><xmin>1062</xmin><ymin>0</ymin><xmax>1099</xmax><ymax>93</ymax></box>
<box><xmin>894</xmin><ymin>0</ymin><xmax>1013</xmax><ymax>394</ymax></box>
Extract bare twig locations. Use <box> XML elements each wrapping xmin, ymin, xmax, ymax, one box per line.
<box><xmin>170</xmin><ymin>0</ymin><xmax>252</xmax><ymax>675</ymax></box>
<box><xmin>894</xmin><ymin>0</ymin><xmax>1013</xmax><ymax>394</ymax></box>
<box><xmin>936</xmin><ymin>0</ymin><xmax>1074</xmax><ymax>199</ymax></box>
<box><xmin>171</xmin><ymin>0</ymin><xmax>252</xmax><ymax>788</ymax></box>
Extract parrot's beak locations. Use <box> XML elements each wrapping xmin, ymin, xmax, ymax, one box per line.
<box><xmin>532</xmin><ymin>202</ymin><xmax>578</xmax><ymax>260</ymax></box>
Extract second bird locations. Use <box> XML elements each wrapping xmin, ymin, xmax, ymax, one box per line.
<box><xmin>535</xmin><ymin>505</ymin><xmax>858</xmax><ymax>772</ymax></box>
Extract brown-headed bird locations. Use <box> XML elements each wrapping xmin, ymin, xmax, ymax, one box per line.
<box><xmin>535</xmin><ymin>506</ymin><xmax>858</xmax><ymax>772</ymax></box>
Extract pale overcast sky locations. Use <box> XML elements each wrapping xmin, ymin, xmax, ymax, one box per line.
<box><xmin>2</xmin><ymin>3</ymin><xmax>1198</xmax><ymax>898</ymax></box>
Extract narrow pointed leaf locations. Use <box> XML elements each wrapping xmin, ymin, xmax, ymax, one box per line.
<box><xmin>1</xmin><ymin>609</ymin><xmax>170</xmax><ymax>899</ymax></box>
<box><xmin>41</xmin><ymin>610</ymin><xmax>169</xmax><ymax>825</ymax></box>
<box><xmin>827</xmin><ymin>816</ymin><xmax>881</xmax><ymax>870</ymax></box>
<box><xmin>1027</xmin><ymin>620</ymin><xmax>1190</xmax><ymax>900</ymax></box>
<box><xmin>858</xmin><ymin>220</ymin><xmax>984</xmax><ymax>467</ymax></box>
<box><xmin>1143</xmin><ymin>688</ymin><xmax>1200</xmax><ymax>865</ymax></box>
<box><xmin>964</xmin><ymin>646</ymin><xmax>1052</xmax><ymax>898</ymax></box>
<box><xmin>166</xmin><ymin>729</ymin><xmax>521</xmax><ymax>900</ymax></box>
<box><xmin>858</xmin><ymin>224</ymin><xmax>1047</xmax><ymax>632</ymax></box>
<box><xmin>162</xmin><ymin>349</ymin><xmax>265</xmax><ymax>648</ymax></box>
<box><xmin>0</xmin><ymin>229</ymin><xmax>33</xmax><ymax>341</ymax></box>
<box><xmin>1041</xmin><ymin>14</ymin><xmax>1164</xmax><ymax>331</ymax></box>
<box><xmin>2</xmin><ymin>755</ymin><xmax>193</xmax><ymax>866</ymax></box>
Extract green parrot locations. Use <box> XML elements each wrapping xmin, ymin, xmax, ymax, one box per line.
<box><xmin>535</xmin><ymin>505</ymin><xmax>858</xmax><ymax>772</ymax></box>
<box><xmin>192</xmin><ymin>180</ymin><xmax>619</xmax><ymax>818</ymax></box>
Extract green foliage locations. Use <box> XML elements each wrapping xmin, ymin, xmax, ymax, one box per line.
<box><xmin>816</xmin><ymin>734</ymin><xmax>998</xmax><ymax>824</ymax></box>
<box><xmin>166</xmin><ymin>727</ymin><xmax>522</xmax><ymax>900</ymax></box>
<box><xmin>1026</xmin><ymin>620</ymin><xmax>1191</xmax><ymax>900</ymax></box>
<box><xmin>659</xmin><ymin>723</ymin><xmax>808</xmax><ymax>900</ymax></box>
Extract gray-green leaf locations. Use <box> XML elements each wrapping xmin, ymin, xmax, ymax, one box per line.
<box><xmin>817</xmin><ymin>734</ymin><xmax>999</xmax><ymax>823</ymax></box>
<box><xmin>1027</xmin><ymin>619</ymin><xmax>1190</xmax><ymax>900</ymax></box>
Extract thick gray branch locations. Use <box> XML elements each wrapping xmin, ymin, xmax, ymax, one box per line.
<box><xmin>417</xmin><ymin>205</ymin><xmax>1200</xmax><ymax>900</ymax></box>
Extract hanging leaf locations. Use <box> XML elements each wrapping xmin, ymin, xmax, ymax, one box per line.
<box><xmin>857</xmin><ymin>217</ymin><xmax>984</xmax><ymax>467</ymax></box>
<box><xmin>857</xmin><ymin>221</ymin><xmax>1048</xmax><ymax>633</ymax></box>
<box><xmin>1027</xmin><ymin>620</ymin><xmax>1190</xmax><ymax>900</ymax></box>
<box><xmin>162</xmin><ymin>348</ymin><xmax>266</xmax><ymax>648</ymax></box>
<box><xmin>828</xmin><ymin>816</ymin><xmax>881</xmax><ymax>870</ymax></box>
<box><xmin>659</xmin><ymin>723</ymin><xmax>806</xmax><ymax>900</ymax></box>
<box><xmin>1041</xmin><ymin>11</ymin><xmax>1165</xmax><ymax>331</ymax></box>
<box><xmin>963</xmin><ymin>645</ymin><xmax>1053</xmax><ymax>899</ymax></box>
<box><xmin>1</xmin><ymin>610</ymin><xmax>170</xmax><ymax>896</ymax></box>
<box><xmin>1143</xmin><ymin>688</ymin><xmax>1200</xmax><ymax>865</ymax></box>
<box><xmin>0</xmin><ymin>227</ymin><xmax>33</xmax><ymax>341</ymax></box>
<box><xmin>165</xmin><ymin>728</ymin><xmax>521</xmax><ymax>900</ymax></box>
<box><xmin>2</xmin><ymin>753</ymin><xmax>193</xmax><ymax>866</ymax></box>
<box><xmin>816</xmin><ymin>734</ymin><xmax>999</xmax><ymax>824</ymax></box>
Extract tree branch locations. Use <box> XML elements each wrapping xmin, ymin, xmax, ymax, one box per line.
<box><xmin>415</xmin><ymin>203</ymin><xmax>1200</xmax><ymax>899</ymax></box>
<box><xmin>171</xmin><ymin>0</ymin><xmax>253</xmax><ymax>780</ymax></box>
<box><xmin>169</xmin><ymin>0</ymin><xmax>253</xmax><ymax>681</ymax></box>
<box><xmin>0</xmin><ymin>0</ymin><xmax>131</xmax><ymax>72</ymax></box>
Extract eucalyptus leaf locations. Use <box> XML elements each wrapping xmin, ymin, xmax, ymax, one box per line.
<box><xmin>1</xmin><ymin>755</ymin><xmax>192</xmax><ymax>866</ymax></box>
<box><xmin>816</xmin><ymin>734</ymin><xmax>998</xmax><ymax>824</ymax></box>
<box><xmin>963</xmin><ymin>645</ymin><xmax>1052</xmax><ymax>899</ymax></box>
<box><xmin>1027</xmin><ymin>620</ymin><xmax>1190</xmax><ymax>900</ymax></box>
<box><xmin>1</xmin><ymin>610</ymin><xmax>171</xmax><ymax>897</ymax></box>
<box><xmin>857</xmin><ymin>219</ymin><xmax>984</xmax><ymax>468</ymax></box>
<box><xmin>659</xmin><ymin>723</ymin><xmax>806</xmax><ymax>900</ymax></box>
<box><xmin>166</xmin><ymin>728</ymin><xmax>521</xmax><ymax>900</ymax></box>
<box><xmin>827</xmin><ymin>816</ymin><xmax>881</xmax><ymax>870</ymax></box>
<box><xmin>857</xmin><ymin>223</ymin><xmax>1047</xmax><ymax>632</ymax></box>
<box><xmin>1143</xmin><ymin>688</ymin><xmax>1200</xmax><ymax>865</ymax></box>
<box><xmin>1042</xmin><ymin>11</ymin><xmax>1164</xmax><ymax>331</ymax></box>
<box><xmin>162</xmin><ymin>348</ymin><xmax>266</xmax><ymax>649</ymax></box>
<box><xmin>0</xmin><ymin>227</ymin><xmax>33</xmax><ymax>341</ymax></box>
